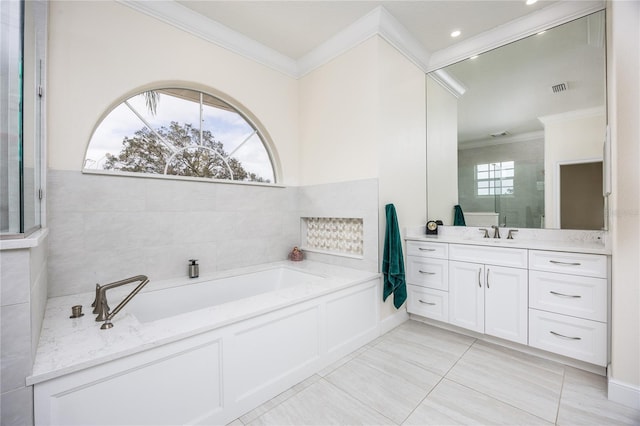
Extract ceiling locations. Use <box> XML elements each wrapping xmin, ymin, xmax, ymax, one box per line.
<box><xmin>177</xmin><ymin>0</ymin><xmax>558</xmax><ymax>59</ymax></box>
<box><xmin>132</xmin><ymin>1</ymin><xmax>606</xmax><ymax>143</ymax></box>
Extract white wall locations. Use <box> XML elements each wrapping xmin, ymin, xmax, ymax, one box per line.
<box><xmin>540</xmin><ymin>109</ymin><xmax>606</xmax><ymax>228</ymax></box>
<box><xmin>47</xmin><ymin>1</ymin><xmax>299</xmax><ymax>184</ymax></box>
<box><xmin>426</xmin><ymin>77</ymin><xmax>458</xmax><ymax>225</ymax></box>
<box><xmin>299</xmin><ymin>37</ymin><xmax>426</xmax><ymax>321</ymax></box>
<box><xmin>607</xmin><ymin>0</ymin><xmax>640</xmax><ymax>409</ymax></box>
<box><xmin>298</xmin><ymin>38</ymin><xmax>380</xmax><ymax>185</ymax></box>
<box><xmin>377</xmin><ymin>39</ymin><xmax>427</xmax><ymax>321</ymax></box>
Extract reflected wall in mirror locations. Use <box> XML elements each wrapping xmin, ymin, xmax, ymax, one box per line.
<box><xmin>426</xmin><ymin>11</ymin><xmax>606</xmax><ymax>230</ymax></box>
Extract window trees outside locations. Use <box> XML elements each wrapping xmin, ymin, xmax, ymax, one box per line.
<box><xmin>84</xmin><ymin>88</ymin><xmax>275</xmax><ymax>183</ymax></box>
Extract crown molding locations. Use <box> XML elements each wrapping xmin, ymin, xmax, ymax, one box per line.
<box><xmin>459</xmin><ymin>130</ymin><xmax>544</xmax><ymax>150</ymax></box>
<box><xmin>426</xmin><ymin>0</ymin><xmax>606</xmax><ymax>72</ymax></box>
<box><xmin>118</xmin><ymin>2</ymin><xmax>429</xmax><ymax>79</ymax></box>
<box><xmin>428</xmin><ymin>69</ymin><xmax>467</xmax><ymax>98</ymax></box>
<box><xmin>119</xmin><ymin>0</ymin><xmax>605</xmax><ymax>80</ymax></box>
<box><xmin>285</xmin><ymin>6</ymin><xmax>431</xmax><ymax>78</ymax></box>
<box><xmin>117</xmin><ymin>0</ymin><xmax>299</xmax><ymax>78</ymax></box>
<box><xmin>376</xmin><ymin>7</ymin><xmax>430</xmax><ymax>73</ymax></box>
<box><xmin>296</xmin><ymin>6</ymin><xmax>382</xmax><ymax>77</ymax></box>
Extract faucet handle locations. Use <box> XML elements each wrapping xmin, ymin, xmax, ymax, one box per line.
<box><xmin>507</xmin><ymin>229</ymin><xmax>518</xmax><ymax>239</ymax></box>
<box><xmin>479</xmin><ymin>228</ymin><xmax>490</xmax><ymax>238</ymax></box>
<box><xmin>91</xmin><ymin>283</ymin><xmax>102</xmax><ymax>313</ymax></box>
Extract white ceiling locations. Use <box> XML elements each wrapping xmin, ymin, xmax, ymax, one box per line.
<box><xmin>176</xmin><ymin>0</ymin><xmax>558</xmax><ymax>59</ymax></box>
<box><xmin>128</xmin><ymin>0</ymin><xmax>606</xmax><ymax>143</ymax></box>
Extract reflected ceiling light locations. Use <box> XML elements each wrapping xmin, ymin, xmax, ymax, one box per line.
<box><xmin>451</xmin><ymin>30</ymin><xmax>461</xmax><ymax>38</ymax></box>
<box><xmin>526</xmin><ymin>0</ymin><xmax>538</xmax><ymax>5</ymax></box>
<box><xmin>537</xmin><ymin>30</ymin><xmax>547</xmax><ymax>35</ymax></box>
<box><xmin>470</xmin><ymin>55</ymin><xmax>479</xmax><ymax>60</ymax></box>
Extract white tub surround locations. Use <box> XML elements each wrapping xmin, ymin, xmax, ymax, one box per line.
<box><xmin>405</xmin><ymin>225</ymin><xmax>610</xmax><ymax>373</ymax></box>
<box><xmin>29</xmin><ymin>261</ymin><xmax>380</xmax><ymax>425</ymax></box>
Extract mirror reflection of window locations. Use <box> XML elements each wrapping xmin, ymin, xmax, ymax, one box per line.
<box><xmin>476</xmin><ymin>161</ymin><xmax>514</xmax><ymax>196</ymax></box>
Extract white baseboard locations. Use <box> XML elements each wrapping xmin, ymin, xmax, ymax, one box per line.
<box><xmin>379</xmin><ymin>309</ymin><xmax>409</xmax><ymax>335</ymax></box>
<box><xmin>608</xmin><ymin>370</ymin><xmax>640</xmax><ymax>410</ymax></box>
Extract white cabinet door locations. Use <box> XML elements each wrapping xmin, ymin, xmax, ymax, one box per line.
<box><xmin>449</xmin><ymin>261</ymin><xmax>484</xmax><ymax>333</ymax></box>
<box><xmin>485</xmin><ymin>265</ymin><xmax>528</xmax><ymax>344</ymax></box>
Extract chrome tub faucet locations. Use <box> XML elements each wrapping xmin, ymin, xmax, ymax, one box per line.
<box><xmin>491</xmin><ymin>225</ymin><xmax>501</xmax><ymax>239</ymax></box>
<box><xmin>92</xmin><ymin>275</ymin><xmax>150</xmax><ymax>329</ymax></box>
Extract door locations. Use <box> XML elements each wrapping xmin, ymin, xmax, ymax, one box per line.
<box><xmin>484</xmin><ymin>265</ymin><xmax>528</xmax><ymax>344</ymax></box>
<box><xmin>449</xmin><ymin>261</ymin><xmax>484</xmax><ymax>333</ymax></box>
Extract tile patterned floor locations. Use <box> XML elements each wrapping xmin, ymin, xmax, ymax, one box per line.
<box><xmin>230</xmin><ymin>320</ymin><xmax>640</xmax><ymax>425</ymax></box>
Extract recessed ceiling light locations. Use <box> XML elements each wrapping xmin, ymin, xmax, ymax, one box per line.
<box><xmin>451</xmin><ymin>30</ymin><xmax>461</xmax><ymax>38</ymax></box>
<box><xmin>526</xmin><ymin>0</ymin><xmax>538</xmax><ymax>5</ymax></box>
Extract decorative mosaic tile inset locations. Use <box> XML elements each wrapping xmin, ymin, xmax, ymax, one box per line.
<box><xmin>304</xmin><ymin>217</ymin><xmax>364</xmax><ymax>256</ymax></box>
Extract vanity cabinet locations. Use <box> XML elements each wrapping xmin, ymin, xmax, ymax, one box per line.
<box><xmin>405</xmin><ymin>238</ymin><xmax>610</xmax><ymax>367</ymax></box>
<box><xmin>448</xmin><ymin>244</ymin><xmax>528</xmax><ymax>345</ymax></box>
<box><xmin>528</xmin><ymin>250</ymin><xmax>608</xmax><ymax>366</ymax></box>
<box><xmin>406</xmin><ymin>241</ymin><xmax>449</xmax><ymax>322</ymax></box>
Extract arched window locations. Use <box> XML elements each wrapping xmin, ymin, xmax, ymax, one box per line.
<box><xmin>84</xmin><ymin>88</ymin><xmax>276</xmax><ymax>183</ymax></box>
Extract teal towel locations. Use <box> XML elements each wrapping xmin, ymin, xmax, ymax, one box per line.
<box><xmin>453</xmin><ymin>204</ymin><xmax>466</xmax><ymax>226</ymax></box>
<box><xmin>382</xmin><ymin>204</ymin><xmax>407</xmax><ymax>309</ymax></box>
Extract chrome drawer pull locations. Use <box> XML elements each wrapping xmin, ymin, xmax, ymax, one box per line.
<box><xmin>550</xmin><ymin>291</ymin><xmax>582</xmax><ymax>298</ymax></box>
<box><xmin>418</xmin><ymin>299</ymin><xmax>437</xmax><ymax>306</ymax></box>
<box><xmin>549</xmin><ymin>260</ymin><xmax>581</xmax><ymax>266</ymax></box>
<box><xmin>550</xmin><ymin>331</ymin><xmax>582</xmax><ymax>340</ymax></box>
<box><xmin>419</xmin><ymin>270</ymin><xmax>436</xmax><ymax>275</ymax></box>
<box><xmin>418</xmin><ymin>248</ymin><xmax>436</xmax><ymax>252</ymax></box>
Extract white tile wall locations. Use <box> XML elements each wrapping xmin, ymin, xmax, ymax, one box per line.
<box><xmin>0</xmin><ymin>386</ymin><xmax>33</xmax><ymax>426</ymax></box>
<box><xmin>0</xmin><ymin>250</ymin><xmax>30</xmax><ymax>305</ymax></box>
<box><xmin>47</xmin><ymin>170</ymin><xmax>301</xmax><ymax>296</ymax></box>
<box><xmin>47</xmin><ymin>171</ymin><xmax>380</xmax><ymax>296</ymax></box>
<box><xmin>297</xmin><ymin>179</ymin><xmax>379</xmax><ymax>273</ymax></box>
<box><xmin>0</xmin><ymin>303</ymin><xmax>32</xmax><ymax>393</ymax></box>
<box><xmin>0</xmin><ymin>234</ymin><xmax>47</xmax><ymax>426</ymax></box>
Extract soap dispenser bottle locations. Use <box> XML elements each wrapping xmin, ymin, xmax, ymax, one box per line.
<box><xmin>188</xmin><ymin>259</ymin><xmax>199</xmax><ymax>278</ymax></box>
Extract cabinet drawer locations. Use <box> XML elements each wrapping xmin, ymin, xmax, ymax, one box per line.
<box><xmin>529</xmin><ymin>250</ymin><xmax>607</xmax><ymax>278</ymax></box>
<box><xmin>406</xmin><ymin>241</ymin><xmax>448</xmax><ymax>259</ymax></box>
<box><xmin>407</xmin><ymin>285</ymin><xmax>449</xmax><ymax>322</ymax></box>
<box><xmin>529</xmin><ymin>309</ymin><xmax>607</xmax><ymax>366</ymax></box>
<box><xmin>449</xmin><ymin>244</ymin><xmax>527</xmax><ymax>268</ymax></box>
<box><xmin>529</xmin><ymin>270</ymin><xmax>607</xmax><ymax>322</ymax></box>
<box><xmin>406</xmin><ymin>257</ymin><xmax>448</xmax><ymax>291</ymax></box>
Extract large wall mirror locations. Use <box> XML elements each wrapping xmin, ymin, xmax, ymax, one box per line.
<box><xmin>426</xmin><ymin>11</ymin><xmax>606</xmax><ymax>230</ymax></box>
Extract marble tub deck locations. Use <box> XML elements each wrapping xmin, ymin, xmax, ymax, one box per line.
<box><xmin>230</xmin><ymin>320</ymin><xmax>640</xmax><ymax>426</ymax></box>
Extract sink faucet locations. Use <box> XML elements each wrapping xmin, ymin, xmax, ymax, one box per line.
<box><xmin>491</xmin><ymin>225</ymin><xmax>501</xmax><ymax>239</ymax></box>
<box><xmin>92</xmin><ymin>275</ymin><xmax>149</xmax><ymax>329</ymax></box>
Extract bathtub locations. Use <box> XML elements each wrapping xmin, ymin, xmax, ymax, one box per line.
<box><xmin>127</xmin><ymin>266</ymin><xmax>324</xmax><ymax>323</ymax></box>
<box><xmin>30</xmin><ymin>261</ymin><xmax>382</xmax><ymax>425</ymax></box>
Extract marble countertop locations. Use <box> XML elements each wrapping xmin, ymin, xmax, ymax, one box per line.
<box><xmin>27</xmin><ymin>261</ymin><xmax>380</xmax><ymax>386</ymax></box>
<box><xmin>405</xmin><ymin>226</ymin><xmax>610</xmax><ymax>255</ymax></box>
